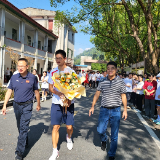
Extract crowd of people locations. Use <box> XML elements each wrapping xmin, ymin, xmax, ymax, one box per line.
<box><xmin>76</xmin><ymin>70</ymin><xmax>108</xmax><ymax>88</ymax></box>
<box><xmin>118</xmin><ymin>72</ymin><xmax>160</xmax><ymax>125</ymax></box>
<box><xmin>77</xmin><ymin>69</ymin><xmax>160</xmax><ymax>125</ymax></box>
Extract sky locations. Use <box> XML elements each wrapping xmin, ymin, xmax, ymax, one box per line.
<box><xmin>8</xmin><ymin>0</ymin><xmax>94</xmax><ymax>57</ymax></box>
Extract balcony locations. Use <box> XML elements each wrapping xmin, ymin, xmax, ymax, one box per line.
<box><xmin>24</xmin><ymin>44</ymin><xmax>36</xmax><ymax>55</ymax></box>
<box><xmin>4</xmin><ymin>37</ymin><xmax>21</xmax><ymax>51</ymax></box>
<box><xmin>38</xmin><ymin>49</ymin><xmax>46</xmax><ymax>57</ymax></box>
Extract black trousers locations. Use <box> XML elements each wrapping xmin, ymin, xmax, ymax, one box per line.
<box><xmin>92</xmin><ymin>81</ymin><xmax>95</xmax><ymax>88</ymax></box>
<box><xmin>96</xmin><ymin>81</ymin><xmax>99</xmax><ymax>87</ymax></box>
<box><xmin>136</xmin><ymin>94</ymin><xmax>143</xmax><ymax>111</ymax></box>
<box><xmin>131</xmin><ymin>92</ymin><xmax>137</xmax><ymax>106</ymax></box>
<box><xmin>6</xmin><ymin>75</ymin><xmax>10</xmax><ymax>82</ymax></box>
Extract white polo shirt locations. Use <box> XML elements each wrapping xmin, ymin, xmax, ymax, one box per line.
<box><xmin>41</xmin><ymin>76</ymin><xmax>49</xmax><ymax>89</ymax></box>
<box><xmin>48</xmin><ymin>66</ymin><xmax>75</xmax><ymax>105</ymax></box>
<box><xmin>91</xmin><ymin>74</ymin><xmax>96</xmax><ymax>81</ymax></box>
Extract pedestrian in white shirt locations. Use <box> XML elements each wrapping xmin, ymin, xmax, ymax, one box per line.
<box><xmin>133</xmin><ymin>75</ymin><xmax>144</xmax><ymax>112</ymax></box>
<box><xmin>5</xmin><ymin>67</ymin><xmax>10</xmax><ymax>82</ymax></box>
<box><xmin>95</xmin><ymin>71</ymin><xmax>101</xmax><ymax>87</ymax></box>
<box><xmin>41</xmin><ymin>71</ymin><xmax>49</xmax><ymax>101</ymax></box>
<box><xmin>123</xmin><ymin>74</ymin><xmax>133</xmax><ymax>108</ymax></box>
<box><xmin>89</xmin><ymin>72</ymin><xmax>93</xmax><ymax>88</ymax></box>
<box><xmin>91</xmin><ymin>71</ymin><xmax>96</xmax><ymax>88</ymax></box>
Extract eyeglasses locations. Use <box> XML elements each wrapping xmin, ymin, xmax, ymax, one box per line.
<box><xmin>17</xmin><ymin>65</ymin><xmax>27</xmax><ymax>68</ymax></box>
<box><xmin>55</xmin><ymin>57</ymin><xmax>63</xmax><ymax>60</ymax></box>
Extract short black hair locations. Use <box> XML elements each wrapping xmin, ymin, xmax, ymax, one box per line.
<box><xmin>138</xmin><ymin>75</ymin><xmax>143</xmax><ymax>79</ymax></box>
<box><xmin>129</xmin><ymin>73</ymin><xmax>132</xmax><ymax>75</ymax></box>
<box><xmin>124</xmin><ymin>74</ymin><xmax>128</xmax><ymax>78</ymax></box>
<box><xmin>55</xmin><ymin>49</ymin><xmax>66</xmax><ymax>58</ymax></box>
<box><xmin>43</xmin><ymin>71</ymin><xmax>47</xmax><ymax>74</ymax></box>
<box><xmin>48</xmin><ymin>67</ymin><xmax>51</xmax><ymax>71</ymax></box>
<box><xmin>18</xmin><ymin>58</ymin><xmax>28</xmax><ymax>65</ymax></box>
<box><xmin>148</xmin><ymin>73</ymin><xmax>154</xmax><ymax>77</ymax></box>
<box><xmin>107</xmin><ymin>61</ymin><xmax>117</xmax><ymax>68</ymax></box>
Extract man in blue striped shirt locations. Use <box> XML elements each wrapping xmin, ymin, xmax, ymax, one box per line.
<box><xmin>89</xmin><ymin>61</ymin><xmax>127</xmax><ymax>160</ymax></box>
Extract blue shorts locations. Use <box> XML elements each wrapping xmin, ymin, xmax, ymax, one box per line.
<box><xmin>51</xmin><ymin>103</ymin><xmax>74</xmax><ymax>125</ymax></box>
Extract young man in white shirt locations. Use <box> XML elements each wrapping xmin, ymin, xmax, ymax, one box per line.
<box><xmin>95</xmin><ymin>71</ymin><xmax>101</xmax><ymax>87</ymax></box>
<box><xmin>89</xmin><ymin>71</ymin><xmax>93</xmax><ymax>88</ymax></box>
<box><xmin>91</xmin><ymin>71</ymin><xmax>96</xmax><ymax>88</ymax></box>
<box><xmin>48</xmin><ymin>50</ymin><xmax>74</xmax><ymax>160</ymax></box>
<box><xmin>123</xmin><ymin>74</ymin><xmax>133</xmax><ymax>108</ymax></box>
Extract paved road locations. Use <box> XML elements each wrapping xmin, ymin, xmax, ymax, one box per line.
<box><xmin>0</xmin><ymin>88</ymin><xmax>160</xmax><ymax>160</ymax></box>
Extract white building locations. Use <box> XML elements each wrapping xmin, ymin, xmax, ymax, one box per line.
<box><xmin>21</xmin><ymin>7</ymin><xmax>76</xmax><ymax>68</ymax></box>
<box><xmin>0</xmin><ymin>1</ymin><xmax>76</xmax><ymax>86</ymax></box>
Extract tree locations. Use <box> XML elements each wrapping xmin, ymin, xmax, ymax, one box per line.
<box><xmin>50</xmin><ymin>0</ymin><xmax>160</xmax><ymax>74</ymax></box>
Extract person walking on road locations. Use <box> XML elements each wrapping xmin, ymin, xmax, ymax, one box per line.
<box><xmin>5</xmin><ymin>67</ymin><xmax>10</xmax><ymax>82</ymax></box>
<box><xmin>89</xmin><ymin>61</ymin><xmax>127</xmax><ymax>160</ymax></box>
<box><xmin>41</xmin><ymin>71</ymin><xmax>49</xmax><ymax>101</ymax></box>
<box><xmin>91</xmin><ymin>71</ymin><xmax>96</xmax><ymax>88</ymax></box>
<box><xmin>48</xmin><ymin>50</ymin><xmax>75</xmax><ymax>160</ymax></box>
<box><xmin>2</xmin><ymin>58</ymin><xmax>41</xmax><ymax>160</ymax></box>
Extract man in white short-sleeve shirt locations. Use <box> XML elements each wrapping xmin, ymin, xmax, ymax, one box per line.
<box><xmin>48</xmin><ymin>50</ymin><xmax>75</xmax><ymax>160</ymax></box>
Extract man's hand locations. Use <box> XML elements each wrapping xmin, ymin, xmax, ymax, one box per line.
<box><xmin>122</xmin><ymin>110</ymin><xmax>127</xmax><ymax>120</ymax></box>
<box><xmin>89</xmin><ymin>107</ymin><xmax>94</xmax><ymax>117</ymax></box>
<box><xmin>57</xmin><ymin>92</ymin><xmax>65</xmax><ymax>99</ymax></box>
<box><xmin>36</xmin><ymin>105</ymin><xmax>41</xmax><ymax>111</ymax></box>
<box><xmin>2</xmin><ymin>106</ymin><xmax>6</xmax><ymax>115</ymax></box>
<box><xmin>158</xmin><ymin>95</ymin><xmax>160</xmax><ymax>99</ymax></box>
<box><xmin>126</xmin><ymin>85</ymin><xmax>131</xmax><ymax>87</ymax></box>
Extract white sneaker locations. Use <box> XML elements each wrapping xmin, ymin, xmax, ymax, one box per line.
<box><xmin>49</xmin><ymin>150</ymin><xmax>59</xmax><ymax>160</ymax></box>
<box><xmin>44</xmin><ymin>97</ymin><xmax>46</xmax><ymax>101</ymax></box>
<box><xmin>41</xmin><ymin>97</ymin><xmax>44</xmax><ymax>102</ymax></box>
<box><xmin>66</xmin><ymin>134</ymin><xmax>73</xmax><ymax>150</ymax></box>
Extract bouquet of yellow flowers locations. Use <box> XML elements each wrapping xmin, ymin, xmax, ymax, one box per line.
<box><xmin>52</xmin><ymin>71</ymin><xmax>86</xmax><ymax>113</ymax></box>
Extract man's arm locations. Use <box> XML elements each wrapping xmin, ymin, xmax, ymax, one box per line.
<box><xmin>89</xmin><ymin>91</ymin><xmax>101</xmax><ymax>116</ymax></box>
<box><xmin>121</xmin><ymin>93</ymin><xmax>127</xmax><ymax>120</ymax></box>
<box><xmin>2</xmin><ymin>89</ymin><xmax>13</xmax><ymax>115</ymax></box>
<box><xmin>34</xmin><ymin>90</ymin><xmax>41</xmax><ymax>111</ymax></box>
<box><xmin>49</xmin><ymin>84</ymin><xmax>64</xmax><ymax>99</ymax></box>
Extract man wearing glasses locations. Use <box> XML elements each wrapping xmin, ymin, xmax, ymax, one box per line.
<box><xmin>2</xmin><ymin>58</ymin><xmax>41</xmax><ymax>160</ymax></box>
<box><xmin>48</xmin><ymin>50</ymin><xmax>75</xmax><ymax>160</ymax></box>
<box><xmin>89</xmin><ymin>61</ymin><xmax>127</xmax><ymax>160</ymax></box>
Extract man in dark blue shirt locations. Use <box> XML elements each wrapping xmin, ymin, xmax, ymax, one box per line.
<box><xmin>2</xmin><ymin>58</ymin><xmax>41</xmax><ymax>160</ymax></box>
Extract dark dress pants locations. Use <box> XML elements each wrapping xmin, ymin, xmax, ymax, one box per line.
<box><xmin>13</xmin><ymin>101</ymin><xmax>33</xmax><ymax>155</ymax></box>
<box><xmin>136</xmin><ymin>94</ymin><xmax>143</xmax><ymax>111</ymax></box>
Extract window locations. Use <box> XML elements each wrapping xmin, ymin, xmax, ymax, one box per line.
<box><xmin>27</xmin><ymin>36</ymin><xmax>31</xmax><ymax>46</ymax></box>
<box><xmin>12</xmin><ymin>28</ymin><xmax>17</xmax><ymax>41</ymax></box>
<box><xmin>4</xmin><ymin>31</ymin><xmax>6</xmax><ymax>37</ymax></box>
<box><xmin>38</xmin><ymin>41</ymin><xmax>41</xmax><ymax>50</ymax></box>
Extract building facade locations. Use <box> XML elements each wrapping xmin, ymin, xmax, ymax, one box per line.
<box><xmin>0</xmin><ymin>1</ymin><xmax>76</xmax><ymax>86</ymax></box>
<box><xmin>21</xmin><ymin>7</ymin><xmax>76</xmax><ymax>68</ymax></box>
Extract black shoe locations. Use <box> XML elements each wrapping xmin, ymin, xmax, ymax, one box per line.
<box><xmin>109</xmin><ymin>157</ymin><xmax>115</xmax><ymax>160</ymax></box>
<box><xmin>15</xmin><ymin>153</ymin><xmax>23</xmax><ymax>160</ymax></box>
<box><xmin>101</xmin><ymin>141</ymin><xmax>106</xmax><ymax>151</ymax></box>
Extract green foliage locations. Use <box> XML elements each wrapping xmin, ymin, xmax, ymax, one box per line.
<box><xmin>0</xmin><ymin>87</ymin><xmax>14</xmax><ymax>101</ymax></box>
<box><xmin>74</xmin><ymin>48</ymin><xmax>106</xmax><ymax>65</ymax></box>
<box><xmin>91</xmin><ymin>63</ymin><xmax>107</xmax><ymax>72</ymax></box>
<box><xmin>50</xmin><ymin>0</ymin><xmax>160</xmax><ymax>73</ymax></box>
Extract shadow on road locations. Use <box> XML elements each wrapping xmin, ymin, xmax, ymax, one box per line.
<box><xmin>23</xmin><ymin>122</ymin><xmax>49</xmax><ymax>158</ymax></box>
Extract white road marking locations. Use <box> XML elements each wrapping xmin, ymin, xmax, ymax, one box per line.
<box><xmin>135</xmin><ymin>110</ymin><xmax>160</xmax><ymax>150</ymax></box>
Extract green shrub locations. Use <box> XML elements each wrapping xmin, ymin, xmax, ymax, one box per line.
<box><xmin>0</xmin><ymin>87</ymin><xmax>14</xmax><ymax>101</ymax></box>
